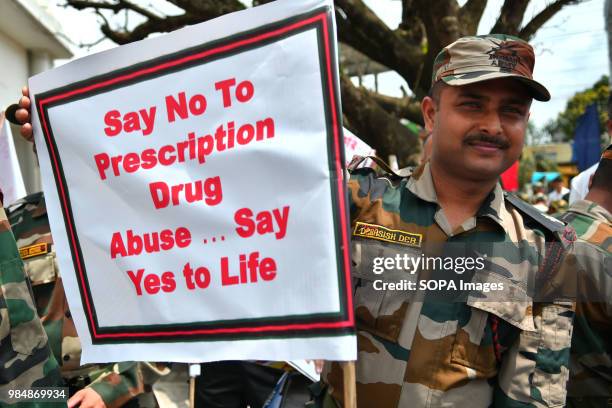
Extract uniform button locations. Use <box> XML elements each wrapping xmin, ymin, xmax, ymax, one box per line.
<box><xmin>63</xmin><ymin>354</ymin><xmax>70</xmax><ymax>362</ymax></box>
<box><xmin>65</xmin><ymin>311</ymin><xmax>71</xmax><ymax>319</ymax></box>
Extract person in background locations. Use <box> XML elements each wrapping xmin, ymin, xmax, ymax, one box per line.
<box><xmin>532</xmin><ymin>193</ymin><xmax>549</xmax><ymax>213</ymax></box>
<box><xmin>532</xmin><ymin>181</ymin><xmax>546</xmax><ymax>199</ymax></box>
<box><xmin>548</xmin><ymin>176</ymin><xmax>570</xmax><ymax>203</ymax></box>
<box><xmin>5</xmin><ymin>192</ymin><xmax>169</xmax><ymax>408</ymax></box>
<box><xmin>569</xmin><ymin>162</ymin><xmax>599</xmax><ymax>205</ymax></box>
<box><xmin>569</xmin><ymin>93</ymin><xmax>612</xmax><ymax>204</ymax></box>
<box><xmin>6</xmin><ymin>88</ymin><xmax>169</xmax><ymax>408</ymax></box>
<box><xmin>558</xmin><ymin>144</ymin><xmax>612</xmax><ymax>407</ymax></box>
<box><xmin>0</xmin><ymin>188</ymin><xmax>64</xmax><ymax>407</ymax></box>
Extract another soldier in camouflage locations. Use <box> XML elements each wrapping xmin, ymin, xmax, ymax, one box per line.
<box><xmin>6</xmin><ymin>89</ymin><xmax>169</xmax><ymax>407</ymax></box>
<box><xmin>319</xmin><ymin>35</ymin><xmax>576</xmax><ymax>407</ymax></box>
<box><xmin>560</xmin><ymin>145</ymin><xmax>612</xmax><ymax>407</ymax></box>
<box><xmin>5</xmin><ymin>191</ymin><xmax>168</xmax><ymax>408</ymax></box>
<box><xmin>0</xmin><ymin>189</ymin><xmax>63</xmax><ymax>407</ymax></box>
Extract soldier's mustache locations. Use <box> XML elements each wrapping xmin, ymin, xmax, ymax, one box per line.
<box><xmin>463</xmin><ymin>133</ymin><xmax>510</xmax><ymax>149</ymax></box>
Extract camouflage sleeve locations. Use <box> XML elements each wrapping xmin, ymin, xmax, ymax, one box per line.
<box><xmin>348</xmin><ymin>168</ymin><xmax>392</xmax><ymax>221</ymax></box>
<box><xmin>565</xmin><ymin>240</ymin><xmax>612</xmax><ymax>403</ymax></box>
<box><xmin>87</xmin><ymin>361</ymin><xmax>170</xmax><ymax>408</ymax></box>
<box><xmin>0</xmin><ymin>207</ymin><xmax>63</xmax><ymax>405</ymax></box>
<box><xmin>347</xmin><ymin>169</ymin><xmax>369</xmax><ymax>217</ymax></box>
<box><xmin>87</xmin><ymin>362</ymin><xmax>143</xmax><ymax>408</ymax></box>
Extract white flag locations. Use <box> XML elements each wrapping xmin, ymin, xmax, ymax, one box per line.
<box><xmin>0</xmin><ymin>113</ymin><xmax>26</xmax><ymax>205</ymax></box>
<box><xmin>344</xmin><ymin>127</ymin><xmax>375</xmax><ymax>168</ymax></box>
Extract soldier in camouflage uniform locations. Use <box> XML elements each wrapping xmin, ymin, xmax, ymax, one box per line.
<box><xmin>0</xmin><ymin>188</ymin><xmax>63</xmax><ymax>407</ymax></box>
<box><xmin>5</xmin><ymin>191</ymin><xmax>169</xmax><ymax>408</ymax></box>
<box><xmin>559</xmin><ymin>145</ymin><xmax>612</xmax><ymax>407</ymax></box>
<box><xmin>315</xmin><ymin>35</ymin><xmax>577</xmax><ymax>407</ymax></box>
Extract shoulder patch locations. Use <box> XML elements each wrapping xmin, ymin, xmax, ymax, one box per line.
<box><xmin>349</xmin><ymin>155</ymin><xmax>413</xmax><ymax>180</ymax></box>
<box><xmin>504</xmin><ymin>192</ymin><xmax>566</xmax><ymax>234</ymax></box>
<box><xmin>6</xmin><ymin>191</ymin><xmax>45</xmax><ymax>214</ymax></box>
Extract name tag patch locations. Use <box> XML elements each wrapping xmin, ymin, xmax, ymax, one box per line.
<box><xmin>19</xmin><ymin>243</ymin><xmax>49</xmax><ymax>259</ymax></box>
<box><xmin>353</xmin><ymin>221</ymin><xmax>422</xmax><ymax>247</ymax></box>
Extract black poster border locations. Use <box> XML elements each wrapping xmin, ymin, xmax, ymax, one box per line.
<box><xmin>35</xmin><ymin>7</ymin><xmax>354</xmax><ymax>344</ymax></box>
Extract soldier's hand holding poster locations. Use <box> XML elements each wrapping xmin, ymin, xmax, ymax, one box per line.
<box><xmin>28</xmin><ymin>0</ymin><xmax>355</xmax><ymax>364</ymax></box>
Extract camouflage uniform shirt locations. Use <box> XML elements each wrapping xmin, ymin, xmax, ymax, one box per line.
<box><xmin>6</xmin><ymin>192</ymin><xmax>165</xmax><ymax>408</ymax></box>
<box><xmin>0</xmin><ymin>202</ymin><xmax>63</xmax><ymax>406</ymax></box>
<box><xmin>324</xmin><ymin>162</ymin><xmax>575</xmax><ymax>407</ymax></box>
<box><xmin>560</xmin><ymin>200</ymin><xmax>612</xmax><ymax>406</ymax></box>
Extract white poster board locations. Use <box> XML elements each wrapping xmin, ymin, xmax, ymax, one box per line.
<box><xmin>29</xmin><ymin>0</ymin><xmax>355</xmax><ymax>363</ymax></box>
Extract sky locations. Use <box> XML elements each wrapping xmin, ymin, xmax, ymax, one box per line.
<box><xmin>47</xmin><ymin>0</ymin><xmax>608</xmax><ymax>129</ymax></box>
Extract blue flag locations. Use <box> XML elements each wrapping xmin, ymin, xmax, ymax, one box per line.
<box><xmin>572</xmin><ymin>103</ymin><xmax>601</xmax><ymax>171</ymax></box>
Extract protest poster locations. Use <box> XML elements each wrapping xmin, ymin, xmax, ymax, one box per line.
<box><xmin>28</xmin><ymin>0</ymin><xmax>356</xmax><ymax>363</ymax></box>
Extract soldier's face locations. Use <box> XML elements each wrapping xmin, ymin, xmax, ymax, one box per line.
<box><xmin>422</xmin><ymin>78</ymin><xmax>531</xmax><ymax>181</ymax></box>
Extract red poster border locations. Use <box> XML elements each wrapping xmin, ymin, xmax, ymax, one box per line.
<box><xmin>36</xmin><ymin>9</ymin><xmax>354</xmax><ymax>342</ymax></box>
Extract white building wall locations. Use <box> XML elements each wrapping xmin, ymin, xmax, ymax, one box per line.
<box><xmin>0</xmin><ymin>30</ymin><xmax>41</xmax><ymax>195</ymax></box>
<box><xmin>0</xmin><ymin>1</ymin><xmax>63</xmax><ymax>196</ymax></box>
<box><xmin>0</xmin><ymin>30</ymin><xmax>28</xmax><ymax>110</ymax></box>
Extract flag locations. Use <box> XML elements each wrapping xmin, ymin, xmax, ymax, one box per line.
<box><xmin>500</xmin><ymin>160</ymin><xmax>519</xmax><ymax>192</ymax></box>
<box><xmin>0</xmin><ymin>112</ymin><xmax>26</xmax><ymax>205</ymax></box>
<box><xmin>344</xmin><ymin>128</ymin><xmax>376</xmax><ymax>168</ymax></box>
<box><xmin>572</xmin><ymin>103</ymin><xmax>601</xmax><ymax>171</ymax></box>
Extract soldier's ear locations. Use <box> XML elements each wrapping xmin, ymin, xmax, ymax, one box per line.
<box><xmin>421</xmin><ymin>96</ymin><xmax>436</xmax><ymax>133</ymax></box>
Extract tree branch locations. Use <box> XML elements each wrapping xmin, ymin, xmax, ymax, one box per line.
<box><xmin>334</xmin><ymin>0</ymin><xmax>424</xmax><ymax>87</ymax></box>
<box><xmin>99</xmin><ymin>13</ymin><xmax>203</xmax><ymax>44</ymax></box>
<box><xmin>399</xmin><ymin>0</ymin><xmax>424</xmax><ymax>40</ymax></box>
<box><xmin>490</xmin><ymin>0</ymin><xmax>529</xmax><ymax>36</ymax></box>
<box><xmin>65</xmin><ymin>0</ymin><xmax>160</xmax><ymax>20</ymax></box>
<box><xmin>414</xmin><ymin>0</ymin><xmax>462</xmax><ymax>96</ymax></box>
<box><xmin>67</xmin><ymin>0</ymin><xmax>245</xmax><ymax>45</ymax></box>
<box><xmin>519</xmin><ymin>0</ymin><xmax>581</xmax><ymax>40</ymax></box>
<box><xmin>397</xmin><ymin>0</ymin><xmax>426</xmax><ymax>89</ymax></box>
<box><xmin>366</xmin><ymin>92</ymin><xmax>423</xmax><ymax>125</ymax></box>
<box><xmin>162</xmin><ymin>0</ymin><xmax>246</xmax><ymax>16</ymax></box>
<box><xmin>63</xmin><ymin>0</ymin><xmax>586</xmax><ymax>167</ymax></box>
<box><xmin>459</xmin><ymin>0</ymin><xmax>487</xmax><ymax>34</ymax></box>
<box><xmin>341</xmin><ymin>75</ymin><xmax>421</xmax><ymax>166</ymax></box>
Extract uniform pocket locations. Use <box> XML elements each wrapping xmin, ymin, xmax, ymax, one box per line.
<box><xmin>0</xmin><ymin>259</ymin><xmax>42</xmax><ymax>356</ymax></box>
<box><xmin>449</xmin><ymin>308</ymin><xmax>498</xmax><ymax>377</ymax></box>
<box><xmin>530</xmin><ymin>302</ymin><xmax>574</xmax><ymax>407</ymax></box>
<box><xmin>352</xmin><ymin>240</ymin><xmax>418</xmax><ymax>342</ymax></box>
<box><xmin>458</xmin><ymin>287</ymin><xmax>537</xmax><ymax>381</ymax></box>
<box><xmin>23</xmin><ymin>251</ymin><xmax>57</xmax><ymax>286</ymax></box>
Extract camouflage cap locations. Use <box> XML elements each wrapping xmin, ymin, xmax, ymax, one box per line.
<box><xmin>432</xmin><ymin>34</ymin><xmax>551</xmax><ymax>101</ymax></box>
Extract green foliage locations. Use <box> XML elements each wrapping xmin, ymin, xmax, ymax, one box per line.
<box><xmin>545</xmin><ymin>76</ymin><xmax>609</xmax><ymax>141</ymax></box>
<box><xmin>518</xmin><ymin>154</ymin><xmax>535</xmax><ymax>189</ymax></box>
<box><xmin>518</xmin><ymin>147</ymin><xmax>558</xmax><ymax>189</ymax></box>
<box><xmin>525</xmin><ymin>121</ymin><xmax>548</xmax><ymax>146</ymax></box>
<box><xmin>533</xmin><ymin>154</ymin><xmax>557</xmax><ymax>172</ymax></box>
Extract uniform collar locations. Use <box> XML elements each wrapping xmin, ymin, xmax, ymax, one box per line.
<box><xmin>568</xmin><ymin>200</ymin><xmax>612</xmax><ymax>225</ymax></box>
<box><xmin>476</xmin><ymin>183</ymin><xmax>506</xmax><ymax>227</ymax></box>
<box><xmin>407</xmin><ymin>161</ymin><xmax>506</xmax><ymax>232</ymax></box>
<box><xmin>406</xmin><ymin>161</ymin><xmax>438</xmax><ymax>203</ymax></box>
